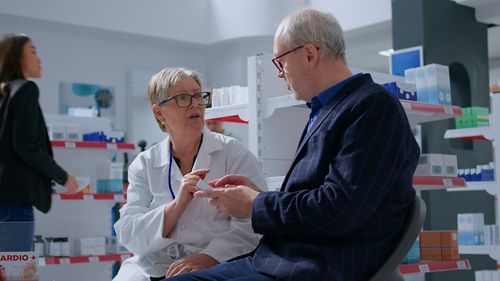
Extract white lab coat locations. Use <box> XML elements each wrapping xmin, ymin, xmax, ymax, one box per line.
<box><xmin>113</xmin><ymin>129</ymin><xmax>266</xmax><ymax>280</ymax></box>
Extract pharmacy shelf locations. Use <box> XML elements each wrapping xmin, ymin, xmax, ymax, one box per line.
<box><xmin>400</xmin><ymin>101</ymin><xmax>462</xmax><ymax>126</ymax></box>
<box><xmin>398</xmin><ymin>259</ymin><xmax>471</xmax><ymax>275</ymax></box>
<box><xmin>263</xmin><ymin>176</ymin><xmax>465</xmax><ymax>192</ymax></box>
<box><xmin>413</xmin><ymin>176</ymin><xmax>466</xmax><ymax>190</ymax></box>
<box><xmin>447</xmin><ymin>181</ymin><xmax>498</xmax><ymax>196</ymax></box>
<box><xmin>444</xmin><ymin>127</ymin><xmax>494</xmax><ymax>141</ymax></box>
<box><xmin>263</xmin><ymin>95</ymin><xmax>306</xmax><ymax>118</ymax></box>
<box><xmin>207</xmin><ymin>96</ymin><xmax>461</xmax><ymax>125</ymax></box>
<box><xmin>459</xmin><ymin>245</ymin><xmax>500</xmax><ymax>261</ymax></box>
<box><xmin>51</xmin><ymin>141</ymin><xmax>135</xmax><ymax>151</ymax></box>
<box><xmin>205</xmin><ymin>103</ymin><xmax>249</xmax><ymax>123</ymax></box>
<box><xmin>38</xmin><ymin>253</ymin><xmax>132</xmax><ymax>266</ymax></box>
<box><xmin>53</xmin><ymin>193</ymin><xmax>127</xmax><ymax>202</ymax></box>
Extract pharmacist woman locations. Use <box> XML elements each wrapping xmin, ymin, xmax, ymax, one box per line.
<box><xmin>113</xmin><ymin>67</ymin><xmax>265</xmax><ymax>281</ymax></box>
<box><xmin>0</xmin><ymin>33</ymin><xmax>80</xmax><ymax>252</ymax></box>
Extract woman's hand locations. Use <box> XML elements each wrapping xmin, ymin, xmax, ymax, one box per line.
<box><xmin>174</xmin><ymin>169</ymin><xmax>209</xmax><ymax>208</ymax></box>
<box><xmin>64</xmin><ymin>174</ymin><xmax>80</xmax><ymax>194</ymax></box>
<box><xmin>166</xmin><ymin>253</ymin><xmax>218</xmax><ymax>277</ymax></box>
<box><xmin>162</xmin><ymin>169</ymin><xmax>209</xmax><ymax>237</ymax></box>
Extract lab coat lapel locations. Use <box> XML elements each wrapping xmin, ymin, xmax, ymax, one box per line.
<box><xmin>192</xmin><ymin>129</ymin><xmax>221</xmax><ymax>174</ymax></box>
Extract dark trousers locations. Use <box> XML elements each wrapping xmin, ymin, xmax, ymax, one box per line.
<box><xmin>163</xmin><ymin>257</ymin><xmax>278</xmax><ymax>281</ymax></box>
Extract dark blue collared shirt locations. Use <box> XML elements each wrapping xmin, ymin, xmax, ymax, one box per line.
<box><xmin>307</xmin><ymin>73</ymin><xmax>362</xmax><ymax>131</ymax></box>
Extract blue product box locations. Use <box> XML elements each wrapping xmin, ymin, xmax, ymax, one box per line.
<box><xmin>97</xmin><ymin>179</ymin><xmax>123</xmax><ymax>193</ymax></box>
<box><xmin>83</xmin><ymin>131</ymin><xmax>106</xmax><ymax>142</ymax></box>
<box><xmin>401</xmin><ymin>238</ymin><xmax>420</xmax><ymax>264</ymax></box>
<box><xmin>383</xmin><ymin>82</ymin><xmax>399</xmax><ymax>97</ymax></box>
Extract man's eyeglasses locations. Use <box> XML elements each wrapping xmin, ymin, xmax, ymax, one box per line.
<box><xmin>272</xmin><ymin>45</ymin><xmax>304</xmax><ymax>73</ymax></box>
<box><xmin>158</xmin><ymin>92</ymin><xmax>211</xmax><ymax>108</ymax></box>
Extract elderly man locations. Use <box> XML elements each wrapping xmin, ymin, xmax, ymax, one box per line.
<box><xmin>164</xmin><ymin>8</ymin><xmax>419</xmax><ymax>281</ymax></box>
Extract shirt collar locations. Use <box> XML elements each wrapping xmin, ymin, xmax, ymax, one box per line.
<box><xmin>309</xmin><ymin>73</ymin><xmax>362</xmax><ymax>112</ymax></box>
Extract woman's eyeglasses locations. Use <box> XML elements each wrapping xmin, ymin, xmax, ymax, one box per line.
<box><xmin>158</xmin><ymin>92</ymin><xmax>211</xmax><ymax>108</ymax></box>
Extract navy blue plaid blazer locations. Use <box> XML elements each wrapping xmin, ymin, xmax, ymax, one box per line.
<box><xmin>250</xmin><ymin>74</ymin><xmax>419</xmax><ymax>281</ymax></box>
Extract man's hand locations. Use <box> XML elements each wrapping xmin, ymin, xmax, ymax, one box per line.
<box><xmin>166</xmin><ymin>253</ymin><xmax>218</xmax><ymax>277</ymax></box>
<box><xmin>194</xmin><ymin>174</ymin><xmax>261</xmax><ymax>219</ymax></box>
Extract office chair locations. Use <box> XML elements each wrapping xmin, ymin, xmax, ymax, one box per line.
<box><xmin>369</xmin><ymin>196</ymin><xmax>426</xmax><ymax>281</ymax></box>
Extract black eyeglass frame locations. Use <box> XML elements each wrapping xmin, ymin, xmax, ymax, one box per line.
<box><xmin>158</xmin><ymin>91</ymin><xmax>212</xmax><ymax>108</ymax></box>
<box><xmin>271</xmin><ymin>45</ymin><xmax>305</xmax><ymax>73</ymax></box>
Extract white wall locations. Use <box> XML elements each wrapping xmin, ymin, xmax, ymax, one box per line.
<box><xmin>309</xmin><ymin>0</ymin><xmax>392</xmax><ymax>31</ymax></box>
<box><xmin>490</xmin><ymin>58</ymin><xmax>500</xmax><ymax>82</ymax></box>
<box><xmin>0</xmin><ymin>14</ymin><xmax>207</xmax><ymax>133</ymax></box>
<box><xmin>0</xmin><ymin>0</ymin><xmax>211</xmax><ymax>44</ymax></box>
<box><xmin>0</xmin><ymin>0</ymin><xmax>393</xmax><ymax>45</ymax></box>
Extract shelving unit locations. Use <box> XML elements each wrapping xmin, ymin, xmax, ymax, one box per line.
<box><xmin>38</xmin><ymin>253</ymin><xmax>132</xmax><ymax>266</ymax></box>
<box><xmin>443</xmin><ymin>93</ymin><xmax>500</xmax><ymax>269</ymax></box>
<box><xmin>34</xmin><ymin>115</ymin><xmax>134</xmax><ymax>281</ymax></box>
<box><xmin>399</xmin><ymin>259</ymin><xmax>471</xmax><ymax>275</ymax></box>
<box><xmin>51</xmin><ymin>140</ymin><xmax>135</xmax><ymax>151</ymax></box>
<box><xmin>52</xmin><ymin>193</ymin><xmax>127</xmax><ymax>203</ymax></box>
<box><xmin>413</xmin><ymin>176</ymin><xmax>466</xmax><ymax>190</ymax></box>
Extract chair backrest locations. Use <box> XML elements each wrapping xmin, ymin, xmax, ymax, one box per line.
<box><xmin>369</xmin><ymin>195</ymin><xmax>426</xmax><ymax>281</ymax></box>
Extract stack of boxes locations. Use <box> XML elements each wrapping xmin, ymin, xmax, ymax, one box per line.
<box><xmin>47</xmin><ymin>124</ymin><xmax>81</xmax><ymax>141</ymax></box>
<box><xmin>405</xmin><ymin>64</ymin><xmax>452</xmax><ymax>105</ymax></box>
<box><xmin>414</xmin><ymin>154</ymin><xmax>458</xmax><ymax>177</ymax></box>
<box><xmin>454</xmin><ymin>106</ymin><xmax>490</xmax><ymax>129</ymax></box>
<box><xmin>419</xmin><ymin>230</ymin><xmax>459</xmax><ymax>260</ymax></box>
<box><xmin>382</xmin><ymin>81</ymin><xmax>417</xmax><ymax>101</ymax></box>
<box><xmin>458</xmin><ymin>162</ymin><xmax>495</xmax><ymax>182</ymax></box>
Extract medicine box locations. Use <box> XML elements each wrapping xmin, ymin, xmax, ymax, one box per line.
<box><xmin>457</xmin><ymin>213</ymin><xmax>485</xmax><ymax>245</ymax></box>
<box><xmin>47</xmin><ymin>124</ymin><xmax>66</xmax><ymax>140</ymax></box>
<box><xmin>65</xmin><ymin>124</ymin><xmax>81</xmax><ymax>141</ymax></box>
<box><xmin>105</xmin><ymin>236</ymin><xmax>128</xmax><ymax>254</ymax></box>
<box><xmin>443</xmin><ymin>154</ymin><xmax>458</xmax><ymax>177</ymax></box>
<box><xmin>424</xmin><ymin>64</ymin><xmax>451</xmax><ymax>105</ymax></box>
<box><xmin>415</xmin><ymin>67</ymin><xmax>428</xmax><ymax>103</ymax></box>
<box><xmin>96</xmin><ymin>162</ymin><xmax>123</xmax><ymax>193</ymax></box>
<box><xmin>401</xmin><ymin>236</ymin><xmax>420</xmax><ymax>264</ymax></box>
<box><xmin>404</xmin><ymin>68</ymin><xmax>416</xmax><ymax>85</ymax></box>
<box><xmin>73</xmin><ymin>237</ymin><xmax>106</xmax><ymax>256</ymax></box>
<box><xmin>419</xmin><ymin>230</ymin><xmax>459</xmax><ymax>260</ymax></box>
<box><xmin>419</xmin><ymin>231</ymin><xmax>442</xmax><ymax>260</ymax></box>
<box><xmin>414</xmin><ymin>154</ymin><xmax>444</xmax><ymax>176</ymax></box>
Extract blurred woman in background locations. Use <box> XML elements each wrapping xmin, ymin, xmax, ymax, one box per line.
<box><xmin>0</xmin><ymin>33</ymin><xmax>79</xmax><ymax>251</ymax></box>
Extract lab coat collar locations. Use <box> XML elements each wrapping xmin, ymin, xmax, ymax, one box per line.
<box><xmin>153</xmin><ymin>128</ymin><xmax>223</xmax><ymax>170</ymax></box>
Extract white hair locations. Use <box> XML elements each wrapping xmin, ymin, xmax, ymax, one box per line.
<box><xmin>275</xmin><ymin>8</ymin><xmax>346</xmax><ymax>61</ymax></box>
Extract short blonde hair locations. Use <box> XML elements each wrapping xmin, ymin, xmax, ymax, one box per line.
<box><xmin>147</xmin><ymin>67</ymin><xmax>202</xmax><ymax>132</ymax></box>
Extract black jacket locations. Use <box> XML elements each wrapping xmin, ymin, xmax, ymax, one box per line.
<box><xmin>0</xmin><ymin>81</ymin><xmax>67</xmax><ymax>213</ymax></box>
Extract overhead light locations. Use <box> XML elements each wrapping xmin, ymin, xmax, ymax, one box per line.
<box><xmin>378</xmin><ymin>48</ymin><xmax>394</xmax><ymax>57</ymax></box>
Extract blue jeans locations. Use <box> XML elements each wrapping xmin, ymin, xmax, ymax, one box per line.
<box><xmin>163</xmin><ymin>257</ymin><xmax>278</xmax><ymax>281</ymax></box>
<box><xmin>0</xmin><ymin>203</ymin><xmax>34</xmax><ymax>252</ymax></box>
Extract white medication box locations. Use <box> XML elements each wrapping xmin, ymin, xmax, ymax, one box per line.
<box><xmin>414</xmin><ymin>154</ymin><xmax>445</xmax><ymax>176</ymax></box>
<box><xmin>424</xmin><ymin>64</ymin><xmax>451</xmax><ymax>105</ymax></box>
<box><xmin>415</xmin><ymin>67</ymin><xmax>428</xmax><ymax>103</ymax></box>
<box><xmin>457</xmin><ymin>213</ymin><xmax>484</xmax><ymax>245</ymax></box>
<box><xmin>73</xmin><ymin>237</ymin><xmax>106</xmax><ymax>256</ymax></box>
<box><xmin>443</xmin><ymin>154</ymin><xmax>458</xmax><ymax>177</ymax></box>
<box><xmin>47</xmin><ymin>124</ymin><xmax>66</xmax><ymax>140</ymax></box>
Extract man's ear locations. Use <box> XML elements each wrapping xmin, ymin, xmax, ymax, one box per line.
<box><xmin>303</xmin><ymin>43</ymin><xmax>320</xmax><ymax>64</ymax></box>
